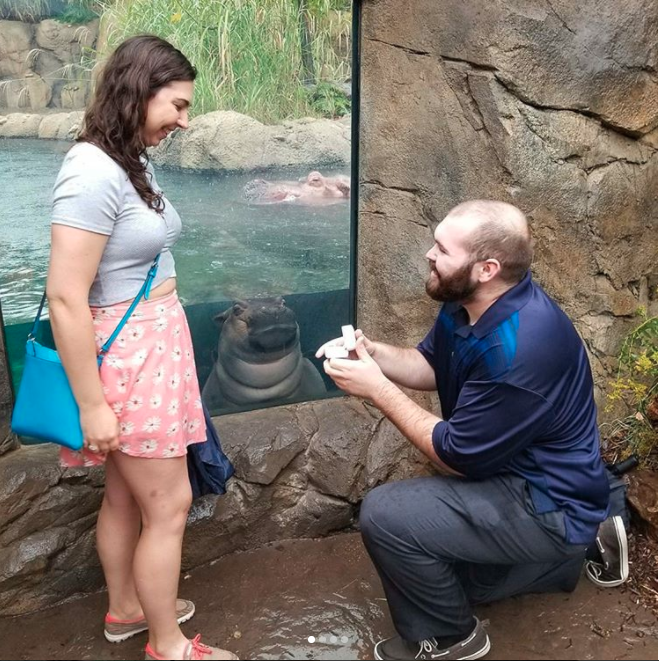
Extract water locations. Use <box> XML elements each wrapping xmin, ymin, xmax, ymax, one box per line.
<box><xmin>0</xmin><ymin>137</ymin><xmax>352</xmax><ymax>324</ymax></box>
<box><xmin>0</xmin><ymin>138</ymin><xmax>352</xmax><ymax>409</ymax></box>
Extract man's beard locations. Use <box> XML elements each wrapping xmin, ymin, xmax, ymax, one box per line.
<box><xmin>425</xmin><ymin>261</ymin><xmax>478</xmax><ymax>302</ymax></box>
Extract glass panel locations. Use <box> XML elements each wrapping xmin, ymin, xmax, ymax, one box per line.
<box><xmin>0</xmin><ymin>0</ymin><xmax>356</xmax><ymax>417</ymax></box>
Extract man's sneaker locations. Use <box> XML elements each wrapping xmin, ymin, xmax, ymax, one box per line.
<box><xmin>104</xmin><ymin>598</ymin><xmax>196</xmax><ymax>643</ymax></box>
<box><xmin>585</xmin><ymin>515</ymin><xmax>629</xmax><ymax>587</ymax></box>
<box><xmin>374</xmin><ymin>618</ymin><xmax>490</xmax><ymax>661</ymax></box>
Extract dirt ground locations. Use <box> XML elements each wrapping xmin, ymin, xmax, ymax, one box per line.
<box><xmin>0</xmin><ymin>533</ymin><xmax>656</xmax><ymax>661</ymax></box>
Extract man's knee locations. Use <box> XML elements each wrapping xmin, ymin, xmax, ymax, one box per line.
<box><xmin>359</xmin><ymin>481</ymin><xmax>409</xmax><ymax>544</ymax></box>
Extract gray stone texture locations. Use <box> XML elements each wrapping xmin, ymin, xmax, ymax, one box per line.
<box><xmin>148</xmin><ymin>110</ymin><xmax>352</xmax><ymax>171</ymax></box>
<box><xmin>0</xmin><ymin>400</ymin><xmax>423</xmax><ymax>615</ymax></box>
<box><xmin>0</xmin><ymin>109</ymin><xmax>350</xmax><ymax>171</ymax></box>
<box><xmin>0</xmin><ymin>18</ymin><xmax>97</xmax><ymax>110</ymax></box>
<box><xmin>358</xmin><ymin>0</ymin><xmax>657</xmax><ymax>408</ymax></box>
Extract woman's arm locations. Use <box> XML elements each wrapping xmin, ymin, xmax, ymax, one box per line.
<box><xmin>47</xmin><ymin>224</ymin><xmax>120</xmax><ymax>453</ymax></box>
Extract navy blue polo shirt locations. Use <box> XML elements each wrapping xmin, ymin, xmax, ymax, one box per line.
<box><xmin>417</xmin><ymin>271</ymin><xmax>609</xmax><ymax>544</ymax></box>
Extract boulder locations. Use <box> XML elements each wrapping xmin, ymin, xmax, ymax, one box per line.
<box><xmin>0</xmin><ymin>20</ymin><xmax>32</xmax><ymax>77</ymax></box>
<box><xmin>23</xmin><ymin>71</ymin><xmax>52</xmax><ymax>109</ymax></box>
<box><xmin>627</xmin><ymin>469</ymin><xmax>658</xmax><ymax>533</ymax></box>
<box><xmin>37</xmin><ymin>110</ymin><xmax>83</xmax><ymax>139</ymax></box>
<box><xmin>35</xmin><ymin>18</ymin><xmax>98</xmax><ymax>64</ymax></box>
<box><xmin>0</xmin><ymin>112</ymin><xmax>42</xmax><ymax>137</ymax></box>
<box><xmin>150</xmin><ymin>110</ymin><xmax>351</xmax><ymax>171</ymax></box>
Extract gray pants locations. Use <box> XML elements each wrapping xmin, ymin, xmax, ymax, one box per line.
<box><xmin>359</xmin><ymin>474</ymin><xmax>587</xmax><ymax>641</ymax></box>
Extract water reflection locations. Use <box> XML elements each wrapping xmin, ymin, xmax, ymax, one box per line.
<box><xmin>0</xmin><ymin>138</ymin><xmax>352</xmax><ymax>413</ymax></box>
<box><xmin>0</xmin><ymin>138</ymin><xmax>351</xmax><ymax>324</ymax></box>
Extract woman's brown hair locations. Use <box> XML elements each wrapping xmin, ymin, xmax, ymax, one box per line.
<box><xmin>78</xmin><ymin>35</ymin><xmax>196</xmax><ymax>212</ymax></box>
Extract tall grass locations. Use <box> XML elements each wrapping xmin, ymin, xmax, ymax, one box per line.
<box><xmin>96</xmin><ymin>0</ymin><xmax>351</xmax><ymax>123</ymax></box>
<box><xmin>0</xmin><ymin>0</ymin><xmax>53</xmax><ymax>21</ymax></box>
<box><xmin>0</xmin><ymin>0</ymin><xmax>99</xmax><ymax>22</ymax></box>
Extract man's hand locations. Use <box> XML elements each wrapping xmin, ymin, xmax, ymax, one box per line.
<box><xmin>316</xmin><ymin>328</ymin><xmax>375</xmax><ymax>360</ymax></box>
<box><xmin>323</xmin><ymin>337</ymin><xmax>388</xmax><ymax>398</ymax></box>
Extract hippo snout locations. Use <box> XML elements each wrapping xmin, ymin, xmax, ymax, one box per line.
<box><xmin>248</xmin><ymin>322</ymin><xmax>298</xmax><ymax>350</ymax></box>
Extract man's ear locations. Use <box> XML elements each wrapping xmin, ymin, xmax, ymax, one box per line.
<box><xmin>478</xmin><ymin>259</ymin><xmax>501</xmax><ymax>283</ymax></box>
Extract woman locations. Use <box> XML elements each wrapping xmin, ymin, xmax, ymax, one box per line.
<box><xmin>47</xmin><ymin>35</ymin><xmax>237</xmax><ymax>661</ymax></box>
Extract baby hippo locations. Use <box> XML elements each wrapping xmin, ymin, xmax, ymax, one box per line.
<box><xmin>243</xmin><ymin>171</ymin><xmax>350</xmax><ymax>205</ymax></box>
<box><xmin>202</xmin><ymin>297</ymin><xmax>326</xmax><ymax>412</ymax></box>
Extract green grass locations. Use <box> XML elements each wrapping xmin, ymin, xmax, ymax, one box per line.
<box><xmin>0</xmin><ymin>0</ymin><xmax>52</xmax><ymax>21</ymax></box>
<box><xmin>55</xmin><ymin>1</ymin><xmax>100</xmax><ymax>24</ymax></box>
<box><xmin>0</xmin><ymin>0</ymin><xmax>99</xmax><ymax>22</ymax></box>
<box><xmin>96</xmin><ymin>0</ymin><xmax>352</xmax><ymax>123</ymax></box>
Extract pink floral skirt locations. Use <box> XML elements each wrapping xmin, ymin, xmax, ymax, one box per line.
<box><xmin>60</xmin><ymin>290</ymin><xmax>206</xmax><ymax>467</ymax></box>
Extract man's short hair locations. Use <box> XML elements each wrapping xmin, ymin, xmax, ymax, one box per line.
<box><xmin>451</xmin><ymin>201</ymin><xmax>534</xmax><ymax>284</ymax></box>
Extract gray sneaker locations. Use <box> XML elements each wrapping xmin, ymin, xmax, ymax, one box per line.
<box><xmin>374</xmin><ymin>618</ymin><xmax>490</xmax><ymax>660</ymax></box>
<box><xmin>585</xmin><ymin>515</ymin><xmax>629</xmax><ymax>587</ymax></box>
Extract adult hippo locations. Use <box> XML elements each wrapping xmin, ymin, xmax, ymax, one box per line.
<box><xmin>243</xmin><ymin>171</ymin><xmax>350</xmax><ymax>205</ymax></box>
<box><xmin>202</xmin><ymin>297</ymin><xmax>327</xmax><ymax>412</ymax></box>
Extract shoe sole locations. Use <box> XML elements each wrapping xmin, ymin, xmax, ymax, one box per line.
<box><xmin>104</xmin><ymin>604</ymin><xmax>196</xmax><ymax>643</ymax></box>
<box><xmin>373</xmin><ymin>635</ymin><xmax>491</xmax><ymax>660</ymax></box>
<box><xmin>586</xmin><ymin>517</ymin><xmax>629</xmax><ymax>588</ymax></box>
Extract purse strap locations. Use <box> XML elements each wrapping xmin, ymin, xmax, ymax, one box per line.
<box><xmin>29</xmin><ymin>255</ymin><xmax>161</xmax><ymax>366</ymax></box>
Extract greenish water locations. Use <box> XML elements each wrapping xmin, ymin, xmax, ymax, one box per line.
<box><xmin>1</xmin><ymin>138</ymin><xmax>352</xmax><ymax>409</ymax></box>
<box><xmin>0</xmin><ymin>138</ymin><xmax>351</xmax><ymax>324</ymax></box>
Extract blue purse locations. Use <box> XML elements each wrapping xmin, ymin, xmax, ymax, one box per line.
<box><xmin>11</xmin><ymin>256</ymin><xmax>160</xmax><ymax>450</ymax></box>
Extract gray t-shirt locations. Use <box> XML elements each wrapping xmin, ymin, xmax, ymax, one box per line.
<box><xmin>51</xmin><ymin>142</ymin><xmax>181</xmax><ymax>306</ymax></box>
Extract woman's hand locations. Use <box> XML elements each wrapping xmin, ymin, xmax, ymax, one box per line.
<box><xmin>80</xmin><ymin>402</ymin><xmax>121</xmax><ymax>454</ymax></box>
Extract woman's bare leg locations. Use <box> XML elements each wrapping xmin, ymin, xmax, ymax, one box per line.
<box><xmin>111</xmin><ymin>452</ymin><xmax>191</xmax><ymax>657</ymax></box>
<box><xmin>97</xmin><ymin>452</ymin><xmax>142</xmax><ymax>619</ymax></box>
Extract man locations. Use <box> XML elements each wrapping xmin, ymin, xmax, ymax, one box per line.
<box><xmin>317</xmin><ymin>200</ymin><xmax>627</xmax><ymax>661</ymax></box>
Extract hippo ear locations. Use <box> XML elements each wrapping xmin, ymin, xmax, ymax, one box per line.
<box><xmin>213</xmin><ymin>310</ymin><xmax>229</xmax><ymax>327</ymax></box>
<box><xmin>232</xmin><ymin>300</ymin><xmax>248</xmax><ymax>315</ymax></box>
<box><xmin>213</xmin><ymin>302</ymin><xmax>245</xmax><ymax>327</ymax></box>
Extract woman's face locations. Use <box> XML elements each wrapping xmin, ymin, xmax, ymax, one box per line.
<box><xmin>142</xmin><ymin>80</ymin><xmax>194</xmax><ymax>148</ymax></box>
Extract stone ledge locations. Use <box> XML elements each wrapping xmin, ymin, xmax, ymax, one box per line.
<box><xmin>0</xmin><ymin>397</ymin><xmax>428</xmax><ymax>616</ymax></box>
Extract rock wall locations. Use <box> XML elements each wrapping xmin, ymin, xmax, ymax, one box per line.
<box><xmin>0</xmin><ymin>400</ymin><xmax>426</xmax><ymax>616</ymax></box>
<box><xmin>0</xmin><ymin>18</ymin><xmax>97</xmax><ymax>110</ymax></box>
<box><xmin>358</xmin><ymin>0</ymin><xmax>658</xmax><ymax>409</ymax></box>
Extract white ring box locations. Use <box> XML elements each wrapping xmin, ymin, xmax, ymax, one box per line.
<box><xmin>325</xmin><ymin>345</ymin><xmax>349</xmax><ymax>359</ymax></box>
<box><xmin>341</xmin><ymin>324</ymin><xmax>356</xmax><ymax>350</ymax></box>
<box><xmin>323</xmin><ymin>325</ymin><xmax>357</xmax><ymax>359</ymax></box>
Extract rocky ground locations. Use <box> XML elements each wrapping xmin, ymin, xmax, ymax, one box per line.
<box><xmin>0</xmin><ymin>532</ymin><xmax>656</xmax><ymax>661</ymax></box>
